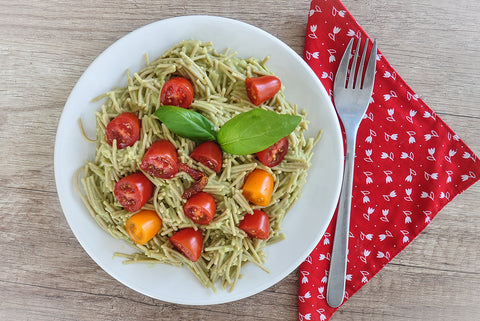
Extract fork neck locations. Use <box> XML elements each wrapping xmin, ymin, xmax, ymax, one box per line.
<box><xmin>344</xmin><ymin>129</ymin><xmax>358</xmax><ymax>158</ymax></box>
<box><xmin>342</xmin><ymin>118</ymin><xmax>361</xmax><ymax>139</ymax></box>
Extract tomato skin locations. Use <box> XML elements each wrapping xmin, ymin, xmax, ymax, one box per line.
<box><xmin>125</xmin><ymin>210</ymin><xmax>162</xmax><ymax>245</ymax></box>
<box><xmin>245</xmin><ymin>75</ymin><xmax>281</xmax><ymax>106</ymax></box>
<box><xmin>183</xmin><ymin>192</ymin><xmax>216</xmax><ymax>225</ymax></box>
<box><xmin>256</xmin><ymin>137</ymin><xmax>289</xmax><ymax>167</ymax></box>
<box><xmin>178</xmin><ymin>162</ymin><xmax>205</xmax><ymax>180</ymax></box>
<box><xmin>190</xmin><ymin>141</ymin><xmax>223</xmax><ymax>173</ymax></box>
<box><xmin>239</xmin><ymin>210</ymin><xmax>270</xmax><ymax>240</ymax></box>
<box><xmin>105</xmin><ymin>112</ymin><xmax>141</xmax><ymax>149</ymax></box>
<box><xmin>114</xmin><ymin>172</ymin><xmax>154</xmax><ymax>212</ymax></box>
<box><xmin>160</xmin><ymin>77</ymin><xmax>194</xmax><ymax>108</ymax></box>
<box><xmin>140</xmin><ymin>140</ymin><xmax>179</xmax><ymax>179</ymax></box>
<box><xmin>182</xmin><ymin>176</ymin><xmax>209</xmax><ymax>200</ymax></box>
<box><xmin>242</xmin><ymin>169</ymin><xmax>274</xmax><ymax>207</ymax></box>
<box><xmin>169</xmin><ymin>228</ymin><xmax>203</xmax><ymax>262</ymax></box>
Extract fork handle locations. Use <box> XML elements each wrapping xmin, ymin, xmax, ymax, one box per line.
<box><xmin>326</xmin><ymin>133</ymin><xmax>357</xmax><ymax>308</ymax></box>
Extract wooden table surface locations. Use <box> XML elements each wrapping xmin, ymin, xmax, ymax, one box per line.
<box><xmin>1</xmin><ymin>0</ymin><xmax>479</xmax><ymax>320</ymax></box>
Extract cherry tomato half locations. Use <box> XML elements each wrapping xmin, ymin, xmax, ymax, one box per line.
<box><xmin>114</xmin><ymin>172</ymin><xmax>154</xmax><ymax>212</ymax></box>
<box><xmin>140</xmin><ymin>140</ymin><xmax>179</xmax><ymax>179</ymax></box>
<box><xmin>239</xmin><ymin>210</ymin><xmax>270</xmax><ymax>240</ymax></box>
<box><xmin>242</xmin><ymin>169</ymin><xmax>274</xmax><ymax>207</ymax></box>
<box><xmin>169</xmin><ymin>228</ymin><xmax>203</xmax><ymax>262</ymax></box>
<box><xmin>125</xmin><ymin>210</ymin><xmax>162</xmax><ymax>245</ymax></box>
<box><xmin>190</xmin><ymin>141</ymin><xmax>223</xmax><ymax>173</ymax></box>
<box><xmin>256</xmin><ymin>137</ymin><xmax>289</xmax><ymax>167</ymax></box>
<box><xmin>183</xmin><ymin>192</ymin><xmax>216</xmax><ymax>225</ymax></box>
<box><xmin>160</xmin><ymin>77</ymin><xmax>194</xmax><ymax>108</ymax></box>
<box><xmin>105</xmin><ymin>112</ymin><xmax>141</xmax><ymax>149</ymax></box>
<box><xmin>245</xmin><ymin>75</ymin><xmax>281</xmax><ymax>106</ymax></box>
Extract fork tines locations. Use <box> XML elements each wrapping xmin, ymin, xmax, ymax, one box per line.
<box><xmin>335</xmin><ymin>37</ymin><xmax>377</xmax><ymax>93</ymax></box>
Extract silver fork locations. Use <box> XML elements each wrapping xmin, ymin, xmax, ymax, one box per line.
<box><xmin>326</xmin><ymin>37</ymin><xmax>377</xmax><ymax>308</ymax></box>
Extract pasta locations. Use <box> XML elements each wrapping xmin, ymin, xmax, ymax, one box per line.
<box><xmin>77</xmin><ymin>40</ymin><xmax>318</xmax><ymax>291</ymax></box>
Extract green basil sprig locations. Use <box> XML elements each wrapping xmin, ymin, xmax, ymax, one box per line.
<box><xmin>154</xmin><ymin>105</ymin><xmax>301</xmax><ymax>155</ymax></box>
<box><xmin>217</xmin><ymin>108</ymin><xmax>301</xmax><ymax>155</ymax></box>
<box><xmin>154</xmin><ymin>105</ymin><xmax>217</xmax><ymax>143</ymax></box>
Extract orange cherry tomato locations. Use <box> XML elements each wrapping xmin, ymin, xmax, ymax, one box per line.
<box><xmin>125</xmin><ymin>210</ymin><xmax>162</xmax><ymax>245</ymax></box>
<box><xmin>160</xmin><ymin>77</ymin><xmax>194</xmax><ymax>108</ymax></box>
<box><xmin>242</xmin><ymin>169</ymin><xmax>274</xmax><ymax>206</ymax></box>
<box><xmin>239</xmin><ymin>209</ymin><xmax>270</xmax><ymax>240</ymax></box>
<box><xmin>245</xmin><ymin>75</ymin><xmax>281</xmax><ymax>106</ymax></box>
<box><xmin>169</xmin><ymin>228</ymin><xmax>203</xmax><ymax>262</ymax></box>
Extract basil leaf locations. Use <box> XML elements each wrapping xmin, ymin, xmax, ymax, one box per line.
<box><xmin>217</xmin><ymin>108</ymin><xmax>302</xmax><ymax>155</ymax></box>
<box><xmin>154</xmin><ymin>105</ymin><xmax>217</xmax><ymax>143</ymax></box>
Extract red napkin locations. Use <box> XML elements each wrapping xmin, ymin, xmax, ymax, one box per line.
<box><xmin>298</xmin><ymin>1</ymin><xmax>480</xmax><ymax>320</ymax></box>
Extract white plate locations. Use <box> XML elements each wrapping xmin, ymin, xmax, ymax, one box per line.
<box><xmin>54</xmin><ymin>15</ymin><xmax>343</xmax><ymax>305</ymax></box>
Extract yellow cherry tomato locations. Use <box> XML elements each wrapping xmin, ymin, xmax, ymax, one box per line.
<box><xmin>125</xmin><ymin>210</ymin><xmax>162</xmax><ymax>245</ymax></box>
<box><xmin>242</xmin><ymin>169</ymin><xmax>274</xmax><ymax>206</ymax></box>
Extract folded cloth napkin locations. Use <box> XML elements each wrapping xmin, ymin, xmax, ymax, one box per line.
<box><xmin>298</xmin><ymin>0</ymin><xmax>480</xmax><ymax>320</ymax></box>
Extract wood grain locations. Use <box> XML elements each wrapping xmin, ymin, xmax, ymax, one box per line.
<box><xmin>1</xmin><ymin>0</ymin><xmax>479</xmax><ymax>320</ymax></box>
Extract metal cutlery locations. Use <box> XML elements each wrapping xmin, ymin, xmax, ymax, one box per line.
<box><xmin>326</xmin><ymin>37</ymin><xmax>378</xmax><ymax>308</ymax></box>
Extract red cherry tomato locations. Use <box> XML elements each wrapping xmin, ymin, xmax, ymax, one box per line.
<box><xmin>140</xmin><ymin>140</ymin><xmax>179</xmax><ymax>179</ymax></box>
<box><xmin>114</xmin><ymin>172</ymin><xmax>154</xmax><ymax>212</ymax></box>
<box><xmin>169</xmin><ymin>228</ymin><xmax>203</xmax><ymax>262</ymax></box>
<box><xmin>183</xmin><ymin>192</ymin><xmax>216</xmax><ymax>225</ymax></box>
<box><xmin>245</xmin><ymin>75</ymin><xmax>281</xmax><ymax>106</ymax></box>
<box><xmin>105</xmin><ymin>112</ymin><xmax>141</xmax><ymax>149</ymax></box>
<box><xmin>256</xmin><ymin>137</ymin><xmax>289</xmax><ymax>167</ymax></box>
<box><xmin>160</xmin><ymin>77</ymin><xmax>194</xmax><ymax>108</ymax></box>
<box><xmin>190</xmin><ymin>141</ymin><xmax>223</xmax><ymax>173</ymax></box>
<box><xmin>239</xmin><ymin>210</ymin><xmax>270</xmax><ymax>240</ymax></box>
